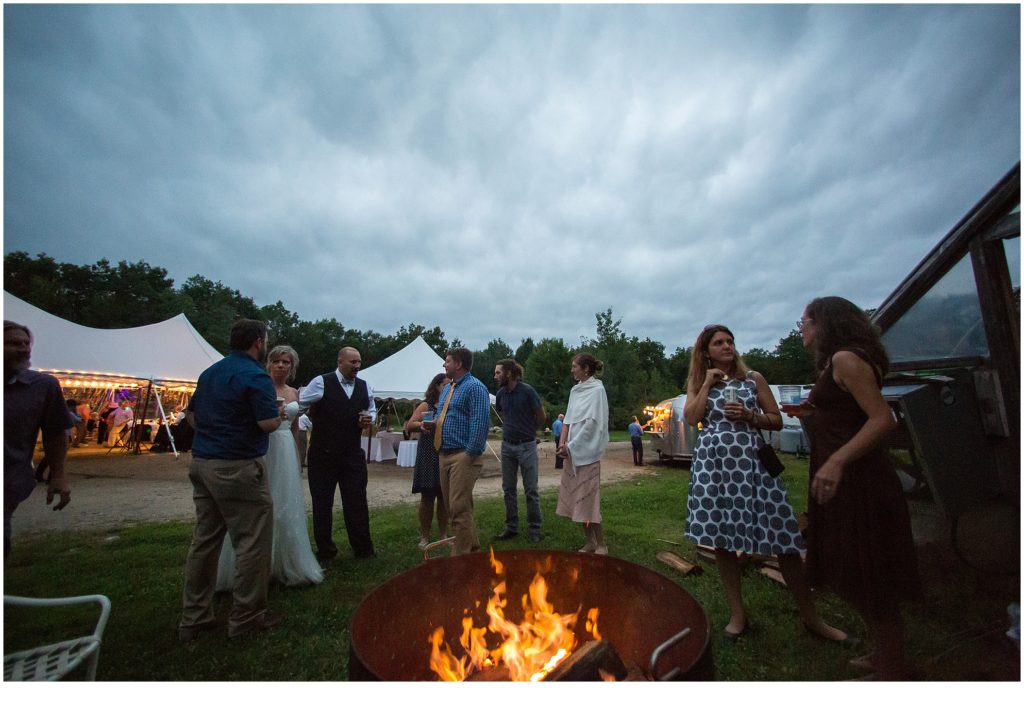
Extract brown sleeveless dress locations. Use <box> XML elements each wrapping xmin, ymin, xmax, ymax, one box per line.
<box><xmin>805</xmin><ymin>349</ymin><xmax>922</xmax><ymax>617</ymax></box>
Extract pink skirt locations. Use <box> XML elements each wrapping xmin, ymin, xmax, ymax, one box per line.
<box><xmin>555</xmin><ymin>458</ymin><xmax>601</xmax><ymax>523</ymax></box>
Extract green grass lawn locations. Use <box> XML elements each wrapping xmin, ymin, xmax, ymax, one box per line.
<box><xmin>4</xmin><ymin>455</ymin><xmax>1019</xmax><ymax>681</ymax></box>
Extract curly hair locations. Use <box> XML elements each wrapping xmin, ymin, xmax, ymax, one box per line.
<box><xmin>685</xmin><ymin>324</ymin><xmax>751</xmax><ymax>393</ymax></box>
<box><xmin>496</xmin><ymin>358</ymin><xmax>523</xmax><ymax>381</ymax></box>
<box><xmin>804</xmin><ymin>297</ymin><xmax>889</xmax><ymax>375</ymax></box>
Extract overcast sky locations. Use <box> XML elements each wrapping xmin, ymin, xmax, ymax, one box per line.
<box><xmin>3</xmin><ymin>3</ymin><xmax>1020</xmax><ymax>357</ymax></box>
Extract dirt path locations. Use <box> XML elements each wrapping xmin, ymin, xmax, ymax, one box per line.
<box><xmin>11</xmin><ymin>440</ymin><xmax>659</xmax><ymax>537</ymax></box>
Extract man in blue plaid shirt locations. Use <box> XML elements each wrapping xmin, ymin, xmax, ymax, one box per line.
<box><xmin>426</xmin><ymin>347</ymin><xmax>491</xmax><ymax>555</ymax></box>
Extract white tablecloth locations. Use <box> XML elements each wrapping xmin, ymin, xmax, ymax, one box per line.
<box><xmin>361</xmin><ymin>432</ymin><xmax>403</xmax><ymax>462</ymax></box>
<box><xmin>397</xmin><ymin>440</ymin><xmax>418</xmax><ymax>468</ymax></box>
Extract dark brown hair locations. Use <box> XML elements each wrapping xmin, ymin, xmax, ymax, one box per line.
<box><xmin>229</xmin><ymin>319</ymin><xmax>267</xmax><ymax>352</ymax></box>
<box><xmin>804</xmin><ymin>297</ymin><xmax>889</xmax><ymax>375</ymax></box>
<box><xmin>572</xmin><ymin>352</ymin><xmax>604</xmax><ymax>377</ymax></box>
<box><xmin>424</xmin><ymin>372</ymin><xmax>447</xmax><ymax>406</ymax></box>
<box><xmin>446</xmin><ymin>347</ymin><xmax>474</xmax><ymax>372</ymax></box>
<box><xmin>496</xmin><ymin>358</ymin><xmax>523</xmax><ymax>381</ymax></box>
<box><xmin>685</xmin><ymin>324</ymin><xmax>751</xmax><ymax>392</ymax></box>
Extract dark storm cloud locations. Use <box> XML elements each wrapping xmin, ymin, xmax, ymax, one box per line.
<box><xmin>3</xmin><ymin>3</ymin><xmax>1019</xmax><ymax>355</ymax></box>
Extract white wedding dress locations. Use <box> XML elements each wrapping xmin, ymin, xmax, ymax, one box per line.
<box><xmin>216</xmin><ymin>402</ymin><xmax>323</xmax><ymax>590</ymax></box>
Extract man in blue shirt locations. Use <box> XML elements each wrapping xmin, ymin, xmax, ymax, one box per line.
<box><xmin>493</xmin><ymin>359</ymin><xmax>545</xmax><ymax>543</ymax></box>
<box><xmin>423</xmin><ymin>347</ymin><xmax>490</xmax><ymax>555</ymax></box>
<box><xmin>628</xmin><ymin>415</ymin><xmax>647</xmax><ymax>466</ymax></box>
<box><xmin>179</xmin><ymin>319</ymin><xmax>283</xmax><ymax>642</ymax></box>
<box><xmin>551</xmin><ymin>413</ymin><xmax>565</xmax><ymax>470</ymax></box>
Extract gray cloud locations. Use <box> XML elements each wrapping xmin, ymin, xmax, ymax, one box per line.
<box><xmin>4</xmin><ymin>4</ymin><xmax>1019</xmax><ymax>356</ymax></box>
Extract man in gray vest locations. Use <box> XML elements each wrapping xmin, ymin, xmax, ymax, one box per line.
<box><xmin>299</xmin><ymin>347</ymin><xmax>376</xmax><ymax>565</ymax></box>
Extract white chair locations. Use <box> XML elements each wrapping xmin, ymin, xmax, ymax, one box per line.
<box><xmin>3</xmin><ymin>594</ymin><xmax>112</xmax><ymax>681</ymax></box>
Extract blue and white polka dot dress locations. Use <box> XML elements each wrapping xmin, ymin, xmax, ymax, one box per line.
<box><xmin>685</xmin><ymin>374</ymin><xmax>804</xmax><ymax>555</ymax></box>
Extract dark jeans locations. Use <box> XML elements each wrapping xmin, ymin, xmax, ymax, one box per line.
<box><xmin>631</xmin><ymin>436</ymin><xmax>644</xmax><ymax>465</ymax></box>
<box><xmin>306</xmin><ymin>446</ymin><xmax>374</xmax><ymax>559</ymax></box>
<box><xmin>500</xmin><ymin>440</ymin><xmax>541</xmax><ymax>536</ymax></box>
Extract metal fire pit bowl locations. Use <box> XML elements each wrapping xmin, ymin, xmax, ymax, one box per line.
<box><xmin>349</xmin><ymin>549</ymin><xmax>712</xmax><ymax>681</ymax></box>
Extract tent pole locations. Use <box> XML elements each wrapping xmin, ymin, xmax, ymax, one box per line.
<box><xmin>131</xmin><ymin>382</ymin><xmax>154</xmax><ymax>455</ymax></box>
<box><xmin>153</xmin><ymin>387</ymin><xmax>179</xmax><ymax>458</ymax></box>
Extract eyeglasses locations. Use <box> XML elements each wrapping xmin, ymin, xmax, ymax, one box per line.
<box><xmin>797</xmin><ymin>317</ymin><xmax>812</xmax><ymax>329</ymax></box>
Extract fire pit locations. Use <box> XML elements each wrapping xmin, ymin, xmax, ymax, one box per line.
<box><xmin>349</xmin><ymin>550</ymin><xmax>712</xmax><ymax>681</ymax></box>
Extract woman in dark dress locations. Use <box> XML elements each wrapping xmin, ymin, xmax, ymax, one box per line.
<box><xmin>405</xmin><ymin>373</ymin><xmax>449</xmax><ymax>550</ymax></box>
<box><xmin>786</xmin><ymin>297</ymin><xmax>922</xmax><ymax>680</ymax></box>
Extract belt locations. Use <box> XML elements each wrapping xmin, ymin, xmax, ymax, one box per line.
<box><xmin>439</xmin><ymin>448</ymin><xmax>465</xmax><ymax>456</ymax></box>
<box><xmin>503</xmin><ymin>437</ymin><xmax>536</xmax><ymax>446</ymax></box>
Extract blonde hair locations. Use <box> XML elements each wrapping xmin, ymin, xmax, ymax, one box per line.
<box><xmin>267</xmin><ymin>345</ymin><xmax>299</xmax><ymax>382</ymax></box>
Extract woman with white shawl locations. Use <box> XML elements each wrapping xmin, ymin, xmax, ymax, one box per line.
<box><xmin>555</xmin><ymin>353</ymin><xmax>610</xmax><ymax>554</ymax></box>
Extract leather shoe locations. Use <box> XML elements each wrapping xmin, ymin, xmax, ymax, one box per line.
<box><xmin>528</xmin><ymin>533</ymin><xmax>542</xmax><ymax>543</ymax></box>
<box><xmin>178</xmin><ymin>619</ymin><xmax>220</xmax><ymax>643</ymax></box>
<box><xmin>228</xmin><ymin>611</ymin><xmax>283</xmax><ymax>639</ymax></box>
<box><xmin>317</xmin><ymin>554</ymin><xmax>336</xmax><ymax>569</ymax></box>
<box><xmin>494</xmin><ymin>529</ymin><xmax>518</xmax><ymax>541</ymax></box>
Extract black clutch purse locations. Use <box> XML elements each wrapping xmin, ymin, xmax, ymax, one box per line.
<box><xmin>756</xmin><ymin>428</ymin><xmax>785</xmax><ymax>478</ymax></box>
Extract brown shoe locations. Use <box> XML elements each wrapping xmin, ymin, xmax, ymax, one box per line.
<box><xmin>228</xmin><ymin>611</ymin><xmax>283</xmax><ymax>639</ymax></box>
<box><xmin>178</xmin><ymin>619</ymin><xmax>220</xmax><ymax>643</ymax></box>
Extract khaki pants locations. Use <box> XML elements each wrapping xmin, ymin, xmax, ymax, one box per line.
<box><xmin>439</xmin><ymin>450</ymin><xmax>482</xmax><ymax>555</ymax></box>
<box><xmin>180</xmin><ymin>456</ymin><xmax>273</xmax><ymax>636</ymax></box>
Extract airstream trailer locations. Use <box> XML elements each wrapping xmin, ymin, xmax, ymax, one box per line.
<box><xmin>646</xmin><ymin>395</ymin><xmax>699</xmax><ymax>465</ymax></box>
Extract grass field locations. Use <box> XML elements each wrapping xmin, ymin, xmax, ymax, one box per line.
<box><xmin>3</xmin><ymin>454</ymin><xmax>1019</xmax><ymax>682</ymax></box>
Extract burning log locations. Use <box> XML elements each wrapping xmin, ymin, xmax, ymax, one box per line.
<box><xmin>542</xmin><ymin>640</ymin><xmax>628</xmax><ymax>682</ymax></box>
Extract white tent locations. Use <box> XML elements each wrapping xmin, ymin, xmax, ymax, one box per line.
<box><xmin>3</xmin><ymin>291</ymin><xmax>222</xmax><ymax>386</ymax></box>
<box><xmin>358</xmin><ymin>336</ymin><xmax>447</xmax><ymax>401</ymax></box>
<box><xmin>359</xmin><ymin>336</ymin><xmax>497</xmax><ymax>406</ymax></box>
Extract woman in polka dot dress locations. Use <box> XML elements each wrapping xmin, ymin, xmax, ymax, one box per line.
<box><xmin>683</xmin><ymin>325</ymin><xmax>854</xmax><ymax>647</ymax></box>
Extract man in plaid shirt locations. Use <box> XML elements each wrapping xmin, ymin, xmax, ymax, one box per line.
<box><xmin>425</xmin><ymin>347</ymin><xmax>490</xmax><ymax>555</ymax></box>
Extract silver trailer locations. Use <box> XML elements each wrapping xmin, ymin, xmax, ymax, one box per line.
<box><xmin>646</xmin><ymin>394</ymin><xmax>699</xmax><ymax>465</ymax></box>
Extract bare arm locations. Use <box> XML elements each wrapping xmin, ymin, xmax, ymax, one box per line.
<box><xmin>42</xmin><ymin>429</ymin><xmax>70</xmax><ymax>510</ymax></box>
<box><xmin>750</xmin><ymin>372</ymin><xmax>783</xmax><ymax>431</ymax></box>
<box><xmin>811</xmin><ymin>351</ymin><xmax>895</xmax><ymax>504</ymax></box>
<box><xmin>683</xmin><ymin>367</ymin><xmax>727</xmax><ymax>425</ymax></box>
<box><xmin>405</xmin><ymin>401</ymin><xmax>429</xmax><ymax>433</ymax></box>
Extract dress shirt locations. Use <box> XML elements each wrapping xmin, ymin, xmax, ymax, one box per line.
<box><xmin>188</xmin><ymin>351</ymin><xmax>279</xmax><ymax>460</ymax></box>
<box><xmin>299</xmin><ymin>369</ymin><xmax>377</xmax><ymax>421</ymax></box>
<box><xmin>628</xmin><ymin>421</ymin><xmax>644</xmax><ymax>438</ymax></box>
<box><xmin>437</xmin><ymin>372</ymin><xmax>491</xmax><ymax>456</ymax></box>
<box><xmin>5</xmin><ymin>369</ymin><xmax>74</xmax><ymax>504</ymax></box>
<box><xmin>495</xmin><ymin>382</ymin><xmax>542</xmax><ymax>442</ymax></box>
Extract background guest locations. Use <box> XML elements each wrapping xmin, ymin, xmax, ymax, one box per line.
<box><xmin>789</xmin><ymin>297</ymin><xmax>922</xmax><ymax>679</ymax></box>
<box><xmin>405</xmin><ymin>373</ymin><xmax>449</xmax><ymax>549</ymax></box>
<box><xmin>555</xmin><ymin>353</ymin><xmax>609</xmax><ymax>554</ymax></box>
<box><xmin>4</xmin><ymin>320</ymin><xmax>73</xmax><ymax>559</ymax></box>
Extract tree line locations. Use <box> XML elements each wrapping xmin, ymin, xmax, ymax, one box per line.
<box><xmin>5</xmin><ymin>251</ymin><xmax>817</xmax><ymax>427</ymax></box>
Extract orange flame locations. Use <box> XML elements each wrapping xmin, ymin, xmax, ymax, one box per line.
<box><xmin>428</xmin><ymin>550</ymin><xmax>600</xmax><ymax>681</ymax></box>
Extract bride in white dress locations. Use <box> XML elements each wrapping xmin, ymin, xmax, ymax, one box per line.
<box><xmin>216</xmin><ymin>345</ymin><xmax>323</xmax><ymax>590</ymax></box>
